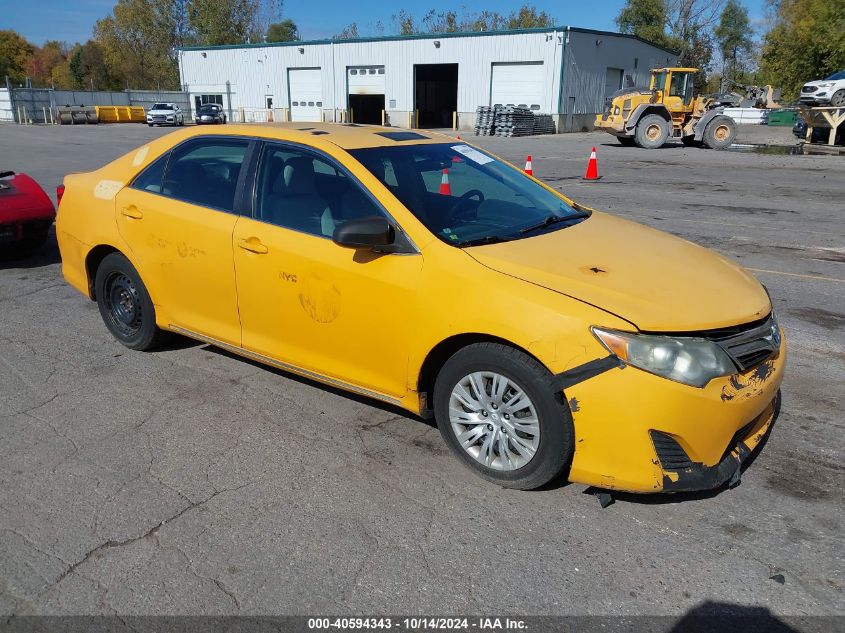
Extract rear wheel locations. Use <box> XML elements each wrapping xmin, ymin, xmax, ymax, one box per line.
<box><xmin>635</xmin><ymin>114</ymin><xmax>670</xmax><ymax>149</ymax></box>
<box><xmin>433</xmin><ymin>343</ymin><xmax>573</xmax><ymax>490</ymax></box>
<box><xmin>617</xmin><ymin>136</ymin><xmax>637</xmax><ymax>146</ymax></box>
<box><xmin>94</xmin><ymin>252</ymin><xmax>168</xmax><ymax>351</ymax></box>
<box><xmin>703</xmin><ymin>116</ymin><xmax>737</xmax><ymax>150</ymax></box>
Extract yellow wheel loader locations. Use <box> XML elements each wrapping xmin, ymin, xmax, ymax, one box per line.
<box><xmin>595</xmin><ymin>67</ymin><xmax>737</xmax><ymax>150</ymax></box>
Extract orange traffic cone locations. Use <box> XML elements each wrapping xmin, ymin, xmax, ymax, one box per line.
<box><xmin>524</xmin><ymin>155</ymin><xmax>533</xmax><ymax>176</ymax></box>
<box><xmin>439</xmin><ymin>169</ymin><xmax>452</xmax><ymax>195</ymax></box>
<box><xmin>583</xmin><ymin>147</ymin><xmax>600</xmax><ymax>180</ymax></box>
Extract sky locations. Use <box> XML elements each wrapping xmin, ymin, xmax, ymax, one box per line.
<box><xmin>4</xmin><ymin>0</ymin><xmax>769</xmax><ymax>46</ymax></box>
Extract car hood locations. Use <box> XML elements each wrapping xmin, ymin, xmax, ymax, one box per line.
<box><xmin>465</xmin><ymin>211</ymin><xmax>770</xmax><ymax>332</ymax></box>
<box><xmin>148</xmin><ymin>109</ymin><xmax>174</xmax><ymax>114</ymax></box>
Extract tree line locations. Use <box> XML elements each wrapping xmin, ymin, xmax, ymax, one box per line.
<box><xmin>1</xmin><ymin>0</ymin><xmax>843</xmax><ymax>99</ymax></box>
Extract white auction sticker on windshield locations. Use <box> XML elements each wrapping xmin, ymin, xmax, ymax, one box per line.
<box><xmin>451</xmin><ymin>145</ymin><xmax>494</xmax><ymax>165</ymax></box>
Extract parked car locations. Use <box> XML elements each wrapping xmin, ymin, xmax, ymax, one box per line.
<box><xmin>55</xmin><ymin>124</ymin><xmax>785</xmax><ymax>495</ymax></box>
<box><xmin>146</xmin><ymin>103</ymin><xmax>184</xmax><ymax>127</ymax></box>
<box><xmin>793</xmin><ymin>117</ymin><xmax>844</xmax><ymax>144</ymax></box>
<box><xmin>799</xmin><ymin>70</ymin><xmax>845</xmax><ymax>107</ymax></box>
<box><xmin>0</xmin><ymin>171</ymin><xmax>56</xmax><ymax>257</ymax></box>
<box><xmin>195</xmin><ymin>103</ymin><xmax>227</xmax><ymax>125</ymax></box>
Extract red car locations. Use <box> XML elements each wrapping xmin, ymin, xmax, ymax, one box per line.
<box><xmin>0</xmin><ymin>171</ymin><xmax>56</xmax><ymax>257</ymax></box>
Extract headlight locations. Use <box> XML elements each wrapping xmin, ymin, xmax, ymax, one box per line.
<box><xmin>816</xmin><ymin>82</ymin><xmax>832</xmax><ymax>88</ymax></box>
<box><xmin>592</xmin><ymin>327</ymin><xmax>736</xmax><ymax>388</ymax></box>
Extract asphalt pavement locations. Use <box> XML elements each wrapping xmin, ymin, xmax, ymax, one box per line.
<box><xmin>0</xmin><ymin>122</ymin><xmax>842</xmax><ymax>624</ymax></box>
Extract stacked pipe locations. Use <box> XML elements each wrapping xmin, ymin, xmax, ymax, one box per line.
<box><xmin>533</xmin><ymin>114</ymin><xmax>556</xmax><ymax>135</ymax></box>
<box><xmin>494</xmin><ymin>106</ymin><xmax>536</xmax><ymax>137</ymax></box>
<box><xmin>474</xmin><ymin>106</ymin><xmax>499</xmax><ymax>136</ymax></box>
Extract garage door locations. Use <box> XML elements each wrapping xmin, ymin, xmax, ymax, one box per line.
<box><xmin>605</xmin><ymin>68</ymin><xmax>624</xmax><ymax>98</ymax></box>
<box><xmin>289</xmin><ymin>68</ymin><xmax>323</xmax><ymax>122</ymax></box>
<box><xmin>491</xmin><ymin>62</ymin><xmax>544</xmax><ymax>111</ymax></box>
<box><xmin>348</xmin><ymin>66</ymin><xmax>385</xmax><ymax>95</ymax></box>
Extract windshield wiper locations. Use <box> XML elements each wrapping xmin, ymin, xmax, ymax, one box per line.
<box><xmin>518</xmin><ymin>210</ymin><xmax>591</xmax><ymax>234</ymax></box>
<box><xmin>457</xmin><ymin>234</ymin><xmax>515</xmax><ymax>247</ymax></box>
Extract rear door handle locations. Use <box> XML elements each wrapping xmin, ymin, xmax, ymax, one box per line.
<box><xmin>237</xmin><ymin>238</ymin><xmax>268</xmax><ymax>254</ymax></box>
<box><xmin>121</xmin><ymin>206</ymin><xmax>143</xmax><ymax>220</ymax></box>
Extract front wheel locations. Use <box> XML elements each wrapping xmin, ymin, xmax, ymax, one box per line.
<box><xmin>635</xmin><ymin>114</ymin><xmax>670</xmax><ymax>149</ymax></box>
<box><xmin>703</xmin><ymin>116</ymin><xmax>737</xmax><ymax>150</ymax></box>
<box><xmin>94</xmin><ymin>252</ymin><xmax>168</xmax><ymax>351</ymax></box>
<box><xmin>433</xmin><ymin>343</ymin><xmax>573</xmax><ymax>490</ymax></box>
<box><xmin>830</xmin><ymin>90</ymin><xmax>845</xmax><ymax>107</ymax></box>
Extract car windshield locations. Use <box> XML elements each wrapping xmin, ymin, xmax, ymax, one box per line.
<box><xmin>199</xmin><ymin>104</ymin><xmax>219</xmax><ymax>112</ymax></box>
<box><xmin>349</xmin><ymin>143</ymin><xmax>587</xmax><ymax>246</ymax></box>
<box><xmin>152</xmin><ymin>103</ymin><xmax>172</xmax><ymax>110</ymax></box>
<box><xmin>825</xmin><ymin>70</ymin><xmax>845</xmax><ymax>81</ymax></box>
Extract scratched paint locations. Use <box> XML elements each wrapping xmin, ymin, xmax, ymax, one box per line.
<box><xmin>298</xmin><ymin>273</ymin><xmax>341</xmax><ymax>323</ymax></box>
<box><xmin>568</xmin><ymin>397</ymin><xmax>581</xmax><ymax>412</ymax></box>
<box><xmin>93</xmin><ymin>180</ymin><xmax>124</xmax><ymax>200</ymax></box>
<box><xmin>132</xmin><ymin>146</ymin><xmax>149</xmax><ymax>166</ymax></box>
<box><xmin>720</xmin><ymin>359</ymin><xmax>776</xmax><ymax>402</ymax></box>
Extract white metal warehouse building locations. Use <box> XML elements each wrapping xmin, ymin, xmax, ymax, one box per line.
<box><xmin>178</xmin><ymin>26</ymin><xmax>677</xmax><ymax>132</ymax></box>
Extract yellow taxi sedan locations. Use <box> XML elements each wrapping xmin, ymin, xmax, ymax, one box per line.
<box><xmin>56</xmin><ymin>124</ymin><xmax>785</xmax><ymax>495</ymax></box>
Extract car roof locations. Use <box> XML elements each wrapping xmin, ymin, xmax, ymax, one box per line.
<box><xmin>182</xmin><ymin>123</ymin><xmax>453</xmax><ymax>150</ymax></box>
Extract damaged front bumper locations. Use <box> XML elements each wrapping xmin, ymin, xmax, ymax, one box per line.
<box><xmin>561</xmin><ymin>337</ymin><xmax>786</xmax><ymax>494</ymax></box>
<box><xmin>656</xmin><ymin>391</ymin><xmax>780</xmax><ymax>492</ymax></box>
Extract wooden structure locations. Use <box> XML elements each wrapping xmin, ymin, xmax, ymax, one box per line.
<box><xmin>799</xmin><ymin>106</ymin><xmax>845</xmax><ymax>146</ymax></box>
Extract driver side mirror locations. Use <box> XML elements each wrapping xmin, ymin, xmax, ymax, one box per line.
<box><xmin>332</xmin><ymin>216</ymin><xmax>395</xmax><ymax>250</ymax></box>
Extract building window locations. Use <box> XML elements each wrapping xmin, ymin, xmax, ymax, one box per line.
<box><xmin>350</xmin><ymin>69</ymin><xmax>358</xmax><ymax>75</ymax></box>
<box><xmin>377</xmin><ymin>68</ymin><xmax>384</xmax><ymax>74</ymax></box>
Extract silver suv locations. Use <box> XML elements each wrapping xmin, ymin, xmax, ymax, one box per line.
<box><xmin>146</xmin><ymin>103</ymin><xmax>185</xmax><ymax>127</ymax></box>
<box><xmin>800</xmin><ymin>71</ymin><xmax>845</xmax><ymax>107</ymax></box>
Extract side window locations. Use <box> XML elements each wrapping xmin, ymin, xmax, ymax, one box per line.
<box><xmin>131</xmin><ymin>151</ymin><xmax>170</xmax><ymax>194</ymax></box>
<box><xmin>255</xmin><ymin>144</ymin><xmax>385</xmax><ymax>238</ymax></box>
<box><xmin>161</xmin><ymin>138</ymin><xmax>248</xmax><ymax>212</ymax></box>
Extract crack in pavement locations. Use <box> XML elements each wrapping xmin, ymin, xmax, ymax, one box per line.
<box><xmin>43</xmin><ymin>479</ymin><xmax>260</xmax><ymax>599</ymax></box>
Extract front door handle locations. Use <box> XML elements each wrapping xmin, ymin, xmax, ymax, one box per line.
<box><xmin>121</xmin><ymin>206</ymin><xmax>143</xmax><ymax>220</ymax></box>
<box><xmin>237</xmin><ymin>238</ymin><xmax>268</xmax><ymax>254</ymax></box>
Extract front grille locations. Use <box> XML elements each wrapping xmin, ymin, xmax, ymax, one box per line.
<box><xmin>650</xmin><ymin>431</ymin><xmax>693</xmax><ymax>471</ymax></box>
<box><xmin>802</xmin><ymin>86</ymin><xmax>817</xmax><ymax>93</ymax></box>
<box><xmin>706</xmin><ymin>314</ymin><xmax>780</xmax><ymax>372</ymax></box>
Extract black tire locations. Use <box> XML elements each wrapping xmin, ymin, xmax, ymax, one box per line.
<box><xmin>94</xmin><ymin>252</ymin><xmax>168</xmax><ymax>351</ymax></box>
<box><xmin>830</xmin><ymin>89</ymin><xmax>845</xmax><ymax>108</ymax></box>
<box><xmin>635</xmin><ymin>114</ymin><xmax>670</xmax><ymax>149</ymax></box>
<box><xmin>617</xmin><ymin>136</ymin><xmax>637</xmax><ymax>146</ymax></box>
<box><xmin>433</xmin><ymin>342</ymin><xmax>573</xmax><ymax>490</ymax></box>
<box><xmin>703</xmin><ymin>115</ymin><xmax>737</xmax><ymax>150</ymax></box>
<box><xmin>681</xmin><ymin>136</ymin><xmax>701</xmax><ymax>147</ymax></box>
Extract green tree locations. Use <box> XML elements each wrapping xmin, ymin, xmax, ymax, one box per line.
<box><xmin>0</xmin><ymin>30</ymin><xmax>35</xmax><ymax>85</ymax></box>
<box><xmin>759</xmin><ymin>0</ymin><xmax>845</xmax><ymax>98</ymax></box>
<box><xmin>94</xmin><ymin>0</ymin><xmax>181</xmax><ymax>90</ymax></box>
<box><xmin>188</xmin><ymin>0</ymin><xmax>260</xmax><ymax>45</ymax></box>
<box><xmin>69</xmin><ymin>40</ymin><xmax>118</xmax><ymax>90</ymax></box>
<box><xmin>266</xmin><ymin>18</ymin><xmax>298</xmax><ymax>42</ymax></box>
<box><xmin>616</xmin><ymin>0</ymin><xmax>675</xmax><ymax>50</ymax></box>
<box><xmin>714</xmin><ymin>0</ymin><xmax>752</xmax><ymax>91</ymax></box>
<box><xmin>506</xmin><ymin>4</ymin><xmax>554</xmax><ymax>29</ymax></box>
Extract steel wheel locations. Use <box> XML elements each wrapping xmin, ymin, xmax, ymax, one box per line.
<box><xmin>449</xmin><ymin>371</ymin><xmax>540</xmax><ymax>471</ymax></box>
<box><xmin>103</xmin><ymin>271</ymin><xmax>143</xmax><ymax>337</ymax></box>
<box><xmin>712</xmin><ymin>124</ymin><xmax>730</xmax><ymax>142</ymax></box>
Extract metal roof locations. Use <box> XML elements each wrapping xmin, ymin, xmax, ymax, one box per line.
<box><xmin>178</xmin><ymin>26</ymin><xmax>679</xmax><ymax>57</ymax></box>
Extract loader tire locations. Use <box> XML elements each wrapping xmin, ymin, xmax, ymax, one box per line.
<box><xmin>635</xmin><ymin>114</ymin><xmax>669</xmax><ymax>149</ymax></box>
<box><xmin>703</xmin><ymin>116</ymin><xmax>736</xmax><ymax>150</ymax></box>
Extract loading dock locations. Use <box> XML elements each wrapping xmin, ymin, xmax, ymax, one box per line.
<box><xmin>348</xmin><ymin>66</ymin><xmax>385</xmax><ymax>125</ymax></box>
<box><xmin>414</xmin><ymin>64</ymin><xmax>458</xmax><ymax>128</ymax></box>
